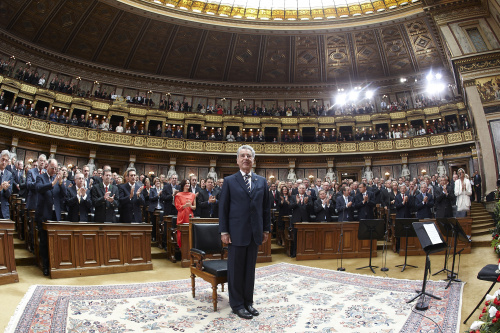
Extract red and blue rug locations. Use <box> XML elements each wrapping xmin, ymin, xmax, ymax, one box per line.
<box><xmin>6</xmin><ymin>263</ymin><xmax>463</xmax><ymax>332</ymax></box>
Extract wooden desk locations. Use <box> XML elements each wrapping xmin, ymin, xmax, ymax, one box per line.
<box><xmin>295</xmin><ymin>222</ymin><xmax>377</xmax><ymax>261</ymax></box>
<box><xmin>178</xmin><ymin>219</ymin><xmax>272</xmax><ymax>268</ymax></box>
<box><xmin>43</xmin><ymin>222</ymin><xmax>153</xmax><ymax>279</ymax></box>
<box><xmin>398</xmin><ymin>218</ymin><xmax>472</xmax><ymax>256</ymax></box>
<box><xmin>0</xmin><ymin>220</ymin><xmax>18</xmax><ymax>285</ymax></box>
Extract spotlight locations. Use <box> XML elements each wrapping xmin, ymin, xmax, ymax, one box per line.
<box><xmin>365</xmin><ymin>90</ymin><xmax>374</xmax><ymax>99</ymax></box>
<box><xmin>336</xmin><ymin>94</ymin><xmax>346</xmax><ymax>105</ymax></box>
<box><xmin>435</xmin><ymin>73</ymin><xmax>442</xmax><ymax>80</ymax></box>
<box><xmin>349</xmin><ymin>90</ymin><xmax>359</xmax><ymax>101</ymax></box>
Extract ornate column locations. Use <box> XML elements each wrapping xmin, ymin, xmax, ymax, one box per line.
<box><xmin>464</xmin><ymin>80</ymin><xmax>497</xmax><ymax>195</ymax></box>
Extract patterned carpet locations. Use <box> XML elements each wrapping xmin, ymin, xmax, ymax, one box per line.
<box><xmin>6</xmin><ymin>263</ymin><xmax>463</xmax><ymax>332</ymax></box>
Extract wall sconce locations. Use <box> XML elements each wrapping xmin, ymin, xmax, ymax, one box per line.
<box><xmin>67</xmin><ymin>164</ymin><xmax>73</xmax><ymax>169</ymax></box>
<box><xmin>28</xmin><ymin>159</ymin><xmax>33</xmax><ymax>164</ymax></box>
<box><xmin>421</xmin><ymin>169</ymin><xmax>427</xmax><ymax>176</ymax></box>
<box><xmin>384</xmin><ymin>172</ymin><xmax>390</xmax><ymax>180</ymax></box>
<box><xmin>269</xmin><ymin>175</ymin><xmax>275</xmax><ymax>183</ymax></box>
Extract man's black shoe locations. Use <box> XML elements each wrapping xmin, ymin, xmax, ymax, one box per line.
<box><xmin>43</xmin><ymin>267</ymin><xmax>49</xmax><ymax>276</ymax></box>
<box><xmin>233</xmin><ymin>308</ymin><xmax>253</xmax><ymax>319</ymax></box>
<box><xmin>245</xmin><ymin>305</ymin><xmax>259</xmax><ymax>316</ymax></box>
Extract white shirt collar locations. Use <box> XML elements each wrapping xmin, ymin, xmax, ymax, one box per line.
<box><xmin>240</xmin><ymin>170</ymin><xmax>252</xmax><ymax>177</ymax></box>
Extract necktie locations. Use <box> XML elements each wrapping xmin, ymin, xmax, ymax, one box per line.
<box><xmin>0</xmin><ymin>172</ymin><xmax>3</xmax><ymax>181</ymax></box>
<box><xmin>300</xmin><ymin>195</ymin><xmax>303</xmax><ymax>204</ymax></box>
<box><xmin>105</xmin><ymin>185</ymin><xmax>108</xmax><ymax>193</ymax></box>
<box><xmin>244</xmin><ymin>174</ymin><xmax>251</xmax><ymax>192</ymax></box>
<box><xmin>345</xmin><ymin>197</ymin><xmax>348</xmax><ymax>206</ymax></box>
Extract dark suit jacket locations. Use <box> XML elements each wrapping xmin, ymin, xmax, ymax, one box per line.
<box><xmin>354</xmin><ymin>191</ymin><xmax>376</xmax><ymax>220</ymax></box>
<box><xmin>118</xmin><ymin>183</ymin><xmax>145</xmax><ymax>223</ymax></box>
<box><xmin>434</xmin><ymin>184</ymin><xmax>455</xmax><ymax>218</ymax></box>
<box><xmin>395</xmin><ymin>193</ymin><xmax>412</xmax><ymax>218</ymax></box>
<box><xmin>219</xmin><ymin>172</ymin><xmax>271</xmax><ymax>246</ymax></box>
<box><xmin>91</xmin><ymin>182</ymin><xmax>119</xmax><ymax>223</ymax></box>
<box><xmin>65</xmin><ymin>186</ymin><xmax>92</xmax><ymax>222</ymax></box>
<box><xmin>415</xmin><ymin>192</ymin><xmax>434</xmax><ymax>219</ymax></box>
<box><xmin>314</xmin><ymin>199</ymin><xmax>335</xmax><ymax>222</ymax></box>
<box><xmin>148</xmin><ymin>187</ymin><xmax>165</xmax><ymax>212</ymax></box>
<box><xmin>289</xmin><ymin>194</ymin><xmax>312</xmax><ymax>223</ymax></box>
<box><xmin>0</xmin><ymin>169</ymin><xmax>12</xmax><ymax>219</ymax></box>
<box><xmin>160</xmin><ymin>183</ymin><xmax>180</xmax><ymax>215</ymax></box>
<box><xmin>197</xmin><ymin>187</ymin><xmax>220</xmax><ymax>218</ymax></box>
<box><xmin>269</xmin><ymin>190</ymin><xmax>280</xmax><ymax>209</ymax></box>
<box><xmin>336</xmin><ymin>195</ymin><xmax>354</xmax><ymax>222</ymax></box>
<box><xmin>35</xmin><ymin>173</ymin><xmax>66</xmax><ymax>223</ymax></box>
<box><xmin>26</xmin><ymin>167</ymin><xmax>43</xmax><ymax>210</ymax></box>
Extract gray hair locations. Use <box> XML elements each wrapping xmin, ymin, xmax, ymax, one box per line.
<box><xmin>237</xmin><ymin>145</ymin><xmax>255</xmax><ymax>159</ymax></box>
<box><xmin>126</xmin><ymin>167</ymin><xmax>136</xmax><ymax>177</ymax></box>
<box><xmin>38</xmin><ymin>154</ymin><xmax>47</xmax><ymax>161</ymax></box>
<box><xmin>47</xmin><ymin>158</ymin><xmax>58</xmax><ymax>166</ymax></box>
<box><xmin>0</xmin><ymin>150</ymin><xmax>9</xmax><ymax>159</ymax></box>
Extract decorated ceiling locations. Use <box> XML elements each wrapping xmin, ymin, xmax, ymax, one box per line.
<box><xmin>0</xmin><ymin>0</ymin><xmax>446</xmax><ymax>85</ymax></box>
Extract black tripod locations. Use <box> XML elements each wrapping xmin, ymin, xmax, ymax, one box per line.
<box><xmin>407</xmin><ymin>254</ymin><xmax>441</xmax><ymax>310</ymax></box>
<box><xmin>432</xmin><ymin>220</ymin><xmax>452</xmax><ymax>277</ymax></box>
<box><xmin>395</xmin><ymin>218</ymin><xmax>419</xmax><ymax>272</ymax></box>
<box><xmin>337</xmin><ymin>210</ymin><xmax>346</xmax><ymax>271</ymax></box>
<box><xmin>380</xmin><ymin>206</ymin><xmax>390</xmax><ymax>272</ymax></box>
<box><xmin>357</xmin><ymin>219</ymin><xmax>384</xmax><ymax>274</ymax></box>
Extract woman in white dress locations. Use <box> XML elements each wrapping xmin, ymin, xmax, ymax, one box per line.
<box><xmin>454</xmin><ymin>168</ymin><xmax>472</xmax><ymax>217</ymax></box>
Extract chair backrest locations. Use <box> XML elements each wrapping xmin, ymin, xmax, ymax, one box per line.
<box><xmin>191</xmin><ymin>222</ymin><xmax>222</xmax><ymax>254</ymax></box>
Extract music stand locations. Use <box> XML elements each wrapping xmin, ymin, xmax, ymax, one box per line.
<box><xmin>395</xmin><ymin>218</ymin><xmax>419</xmax><ymax>272</ymax></box>
<box><xmin>436</xmin><ymin>218</ymin><xmax>471</xmax><ymax>289</ymax></box>
<box><xmin>356</xmin><ymin>219</ymin><xmax>385</xmax><ymax>274</ymax></box>
<box><xmin>432</xmin><ymin>218</ymin><xmax>453</xmax><ymax>277</ymax></box>
<box><xmin>407</xmin><ymin>222</ymin><xmax>447</xmax><ymax>311</ymax></box>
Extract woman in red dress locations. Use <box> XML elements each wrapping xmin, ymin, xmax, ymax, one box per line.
<box><xmin>175</xmin><ymin>179</ymin><xmax>196</xmax><ymax>246</ymax></box>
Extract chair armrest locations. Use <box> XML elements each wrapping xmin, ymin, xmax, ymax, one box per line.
<box><xmin>190</xmin><ymin>248</ymin><xmax>206</xmax><ymax>269</ymax></box>
<box><xmin>221</xmin><ymin>246</ymin><xmax>228</xmax><ymax>260</ymax></box>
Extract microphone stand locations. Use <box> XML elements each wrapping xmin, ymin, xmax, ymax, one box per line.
<box><xmin>380</xmin><ymin>193</ymin><xmax>390</xmax><ymax>272</ymax></box>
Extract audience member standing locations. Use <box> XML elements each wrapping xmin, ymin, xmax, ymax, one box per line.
<box><xmin>65</xmin><ymin>172</ymin><xmax>92</xmax><ymax>222</ymax></box>
<box><xmin>92</xmin><ymin>169</ymin><xmax>119</xmax><ymax>222</ymax></box>
<box><xmin>0</xmin><ymin>150</ymin><xmax>13</xmax><ymax>219</ymax></box>
<box><xmin>454</xmin><ymin>168</ymin><xmax>472</xmax><ymax>217</ymax></box>
<box><xmin>118</xmin><ymin>168</ymin><xmax>145</xmax><ymax>223</ymax></box>
<box><xmin>434</xmin><ymin>176</ymin><xmax>456</xmax><ymax>218</ymax></box>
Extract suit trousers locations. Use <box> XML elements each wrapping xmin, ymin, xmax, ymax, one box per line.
<box><xmin>38</xmin><ymin>211</ymin><xmax>57</xmax><ymax>269</ymax></box>
<box><xmin>227</xmin><ymin>240</ymin><xmax>258</xmax><ymax>311</ymax></box>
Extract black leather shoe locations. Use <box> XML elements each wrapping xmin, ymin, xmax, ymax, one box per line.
<box><xmin>233</xmin><ymin>308</ymin><xmax>253</xmax><ymax>319</ymax></box>
<box><xmin>43</xmin><ymin>267</ymin><xmax>49</xmax><ymax>276</ymax></box>
<box><xmin>245</xmin><ymin>305</ymin><xmax>259</xmax><ymax>316</ymax></box>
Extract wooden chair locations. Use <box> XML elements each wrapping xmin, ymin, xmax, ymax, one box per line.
<box><xmin>164</xmin><ymin>215</ymin><xmax>178</xmax><ymax>262</ymax></box>
<box><xmin>283</xmin><ymin>215</ymin><xmax>293</xmax><ymax>256</ymax></box>
<box><xmin>189</xmin><ymin>221</ymin><xmax>227</xmax><ymax>312</ymax></box>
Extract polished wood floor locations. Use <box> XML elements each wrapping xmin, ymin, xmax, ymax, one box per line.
<box><xmin>1</xmin><ymin>242</ymin><xmax>495</xmax><ymax>332</ymax></box>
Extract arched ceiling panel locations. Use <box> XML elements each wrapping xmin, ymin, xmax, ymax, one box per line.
<box><xmin>193</xmin><ymin>30</ymin><xmax>233</xmax><ymax>81</ymax></box>
<box><xmin>0</xmin><ymin>0</ymin><xmax>25</xmax><ymax>30</ymax></box>
<box><xmin>353</xmin><ymin>30</ymin><xmax>385</xmax><ymax>80</ymax></box>
<box><xmin>227</xmin><ymin>34</ymin><xmax>262</xmax><ymax>82</ymax></box>
<box><xmin>9</xmin><ymin>0</ymin><xmax>61</xmax><ymax>41</ymax></box>
<box><xmin>261</xmin><ymin>36</ymin><xmax>290</xmax><ymax>83</ymax></box>
<box><xmin>127</xmin><ymin>20</ymin><xmax>176</xmax><ymax>73</ymax></box>
<box><xmin>65</xmin><ymin>2</ymin><xmax>120</xmax><ymax>60</ymax></box>
<box><xmin>161</xmin><ymin>26</ymin><xmax>204</xmax><ymax>77</ymax></box>
<box><xmin>95</xmin><ymin>11</ymin><xmax>148</xmax><ymax>68</ymax></box>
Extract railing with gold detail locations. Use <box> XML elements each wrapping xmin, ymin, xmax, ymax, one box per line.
<box><xmin>0</xmin><ymin>111</ymin><xmax>474</xmax><ymax>155</ymax></box>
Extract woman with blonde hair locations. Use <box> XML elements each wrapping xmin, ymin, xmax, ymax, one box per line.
<box><xmin>454</xmin><ymin>168</ymin><xmax>472</xmax><ymax>217</ymax></box>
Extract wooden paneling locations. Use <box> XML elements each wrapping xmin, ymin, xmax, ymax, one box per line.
<box><xmin>295</xmin><ymin>222</ymin><xmax>377</xmax><ymax>260</ymax></box>
<box><xmin>44</xmin><ymin>222</ymin><xmax>152</xmax><ymax>278</ymax></box>
<box><xmin>0</xmin><ymin>221</ymin><xmax>18</xmax><ymax>285</ymax></box>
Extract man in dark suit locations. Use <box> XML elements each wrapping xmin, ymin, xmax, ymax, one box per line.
<box><xmin>473</xmin><ymin>170</ymin><xmax>482</xmax><ymax>202</ymax></box>
<box><xmin>161</xmin><ymin>174</ymin><xmax>179</xmax><ymax>215</ymax></box>
<box><xmin>415</xmin><ymin>182</ymin><xmax>434</xmax><ymax>219</ymax></box>
<box><xmin>354</xmin><ymin>183</ymin><xmax>376</xmax><ymax>220</ymax></box>
<box><xmin>314</xmin><ymin>189</ymin><xmax>334</xmax><ymax>222</ymax></box>
<box><xmin>149</xmin><ymin>178</ymin><xmax>165</xmax><ymax>240</ymax></box>
<box><xmin>434</xmin><ymin>176</ymin><xmax>456</xmax><ymax>218</ymax></box>
<box><xmin>189</xmin><ymin>174</ymin><xmax>202</xmax><ymax>216</ymax></box>
<box><xmin>91</xmin><ymin>169</ymin><xmax>119</xmax><ymax>223</ymax></box>
<box><xmin>35</xmin><ymin>159</ymin><xmax>66</xmax><ymax>276</ymax></box>
<box><xmin>336</xmin><ymin>186</ymin><xmax>354</xmax><ymax>222</ymax></box>
<box><xmin>0</xmin><ymin>150</ymin><xmax>13</xmax><ymax>219</ymax></box>
<box><xmin>65</xmin><ymin>172</ymin><xmax>92</xmax><ymax>222</ymax></box>
<box><xmin>174</xmin><ymin>126</ymin><xmax>183</xmax><ymax>138</ymax></box>
<box><xmin>197</xmin><ymin>177</ymin><xmax>220</xmax><ymax>218</ymax></box>
<box><xmin>395</xmin><ymin>184</ymin><xmax>411</xmax><ymax>218</ymax></box>
<box><xmin>269</xmin><ymin>183</ymin><xmax>280</xmax><ymax>210</ymax></box>
<box><xmin>289</xmin><ymin>184</ymin><xmax>313</xmax><ymax>257</ymax></box>
<box><xmin>26</xmin><ymin>154</ymin><xmax>47</xmax><ymax>211</ymax></box>
<box><xmin>219</xmin><ymin>145</ymin><xmax>270</xmax><ymax>320</ymax></box>
<box><xmin>12</xmin><ymin>160</ymin><xmax>25</xmax><ymax>196</ymax></box>
<box><xmin>118</xmin><ymin>168</ymin><xmax>145</xmax><ymax>223</ymax></box>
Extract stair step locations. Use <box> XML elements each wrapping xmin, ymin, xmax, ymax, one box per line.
<box><xmin>471</xmin><ymin>222</ymin><xmax>494</xmax><ymax>228</ymax></box>
<box><xmin>472</xmin><ymin>230</ymin><xmax>493</xmax><ymax>236</ymax></box>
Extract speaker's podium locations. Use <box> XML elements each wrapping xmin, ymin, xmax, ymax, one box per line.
<box><xmin>407</xmin><ymin>222</ymin><xmax>447</xmax><ymax>311</ymax></box>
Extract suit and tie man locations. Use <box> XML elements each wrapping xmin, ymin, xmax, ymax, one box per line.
<box><xmin>354</xmin><ymin>183</ymin><xmax>376</xmax><ymax>220</ymax></box>
<box><xmin>13</xmin><ymin>160</ymin><xmax>26</xmax><ymax>197</ymax></box>
<box><xmin>35</xmin><ymin>159</ymin><xmax>66</xmax><ymax>276</ymax></box>
<box><xmin>314</xmin><ymin>190</ymin><xmax>335</xmax><ymax>222</ymax></box>
<box><xmin>26</xmin><ymin>154</ymin><xmax>47</xmax><ymax>211</ymax></box>
<box><xmin>434</xmin><ymin>176</ymin><xmax>456</xmax><ymax>218</ymax></box>
<box><xmin>0</xmin><ymin>150</ymin><xmax>13</xmax><ymax>219</ymax></box>
<box><xmin>269</xmin><ymin>183</ymin><xmax>280</xmax><ymax>209</ymax></box>
<box><xmin>415</xmin><ymin>182</ymin><xmax>434</xmax><ymax>219</ymax></box>
<box><xmin>161</xmin><ymin>174</ymin><xmax>179</xmax><ymax>215</ymax></box>
<box><xmin>149</xmin><ymin>177</ymin><xmax>165</xmax><ymax>240</ymax></box>
<box><xmin>65</xmin><ymin>172</ymin><xmax>92</xmax><ymax>222</ymax></box>
<box><xmin>395</xmin><ymin>184</ymin><xmax>412</xmax><ymax>218</ymax></box>
<box><xmin>219</xmin><ymin>145</ymin><xmax>271</xmax><ymax>320</ymax></box>
<box><xmin>289</xmin><ymin>184</ymin><xmax>313</xmax><ymax>257</ymax></box>
<box><xmin>473</xmin><ymin>170</ymin><xmax>482</xmax><ymax>203</ymax></box>
<box><xmin>118</xmin><ymin>168</ymin><xmax>145</xmax><ymax>223</ymax></box>
<box><xmin>82</xmin><ymin>165</ymin><xmax>93</xmax><ymax>189</ymax></box>
<box><xmin>336</xmin><ymin>186</ymin><xmax>354</xmax><ymax>222</ymax></box>
<box><xmin>188</xmin><ymin>174</ymin><xmax>201</xmax><ymax>216</ymax></box>
<box><xmin>91</xmin><ymin>169</ymin><xmax>119</xmax><ymax>222</ymax></box>
<box><xmin>197</xmin><ymin>177</ymin><xmax>220</xmax><ymax>218</ymax></box>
